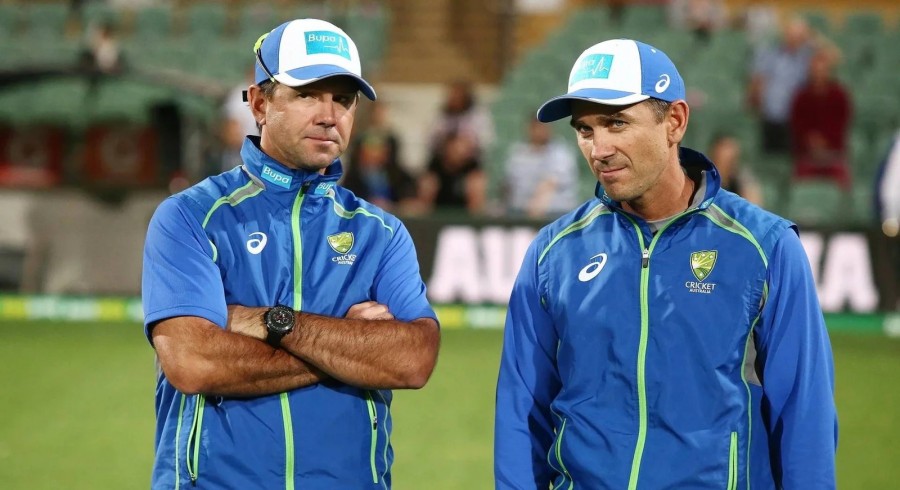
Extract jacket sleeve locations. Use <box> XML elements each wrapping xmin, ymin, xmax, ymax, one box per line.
<box><xmin>142</xmin><ymin>197</ymin><xmax>227</xmax><ymax>340</ymax></box>
<box><xmin>494</xmin><ymin>237</ymin><xmax>560</xmax><ymax>489</ymax></box>
<box><xmin>756</xmin><ymin>228</ymin><xmax>837</xmax><ymax>488</ymax></box>
<box><xmin>370</xmin><ymin>220</ymin><xmax>437</xmax><ymax>323</ymax></box>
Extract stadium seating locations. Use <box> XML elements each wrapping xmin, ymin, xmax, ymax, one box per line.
<box><xmin>80</xmin><ymin>2</ymin><xmax>120</xmax><ymax>29</ymax></box>
<box><xmin>236</xmin><ymin>3</ymin><xmax>279</xmax><ymax>47</ymax></box>
<box><xmin>23</xmin><ymin>2</ymin><xmax>69</xmax><ymax>41</ymax></box>
<box><xmin>487</xmin><ymin>3</ymin><xmax>897</xmax><ymax>225</ymax></box>
<box><xmin>785</xmin><ymin>180</ymin><xmax>848</xmax><ymax>226</ymax></box>
<box><xmin>0</xmin><ymin>4</ymin><xmax>20</xmax><ymax>40</ymax></box>
<box><xmin>844</xmin><ymin>10</ymin><xmax>884</xmax><ymax>38</ymax></box>
<box><xmin>620</xmin><ymin>4</ymin><xmax>668</xmax><ymax>32</ymax></box>
<box><xmin>131</xmin><ymin>5</ymin><xmax>175</xmax><ymax>44</ymax></box>
<box><xmin>0</xmin><ymin>1</ymin><xmax>389</xmax><ymax>130</ymax></box>
<box><xmin>800</xmin><ymin>10</ymin><xmax>833</xmax><ymax>36</ymax></box>
<box><xmin>185</xmin><ymin>2</ymin><xmax>229</xmax><ymax>41</ymax></box>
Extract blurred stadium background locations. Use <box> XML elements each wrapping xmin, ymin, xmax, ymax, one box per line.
<box><xmin>0</xmin><ymin>0</ymin><xmax>897</xmax><ymax>488</ymax></box>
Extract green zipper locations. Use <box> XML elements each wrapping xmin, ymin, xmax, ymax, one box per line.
<box><xmin>281</xmin><ymin>184</ymin><xmax>308</xmax><ymax>490</ymax></box>
<box><xmin>186</xmin><ymin>395</ymin><xmax>206</xmax><ymax>485</ymax></box>
<box><xmin>174</xmin><ymin>394</ymin><xmax>187</xmax><ymax>490</ymax></box>
<box><xmin>365</xmin><ymin>391</ymin><xmax>379</xmax><ymax>484</ymax></box>
<box><xmin>375</xmin><ymin>390</ymin><xmax>391</xmax><ymax>484</ymax></box>
<box><xmin>727</xmin><ymin>431</ymin><xmax>738</xmax><ymax>490</ymax></box>
<box><xmin>551</xmin><ymin>417</ymin><xmax>573</xmax><ymax>490</ymax></box>
<box><xmin>280</xmin><ymin>393</ymin><xmax>295</xmax><ymax>490</ymax></box>
<box><xmin>624</xmin><ymin>209</ymin><xmax>694</xmax><ymax>490</ymax></box>
<box><xmin>291</xmin><ymin>184</ymin><xmax>307</xmax><ymax>311</ymax></box>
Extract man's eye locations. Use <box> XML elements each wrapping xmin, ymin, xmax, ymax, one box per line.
<box><xmin>610</xmin><ymin>120</ymin><xmax>626</xmax><ymax>128</ymax></box>
<box><xmin>335</xmin><ymin>95</ymin><xmax>355</xmax><ymax>106</ymax></box>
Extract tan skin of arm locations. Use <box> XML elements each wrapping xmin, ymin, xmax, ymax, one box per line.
<box><xmin>228</xmin><ymin>302</ymin><xmax>441</xmax><ymax>391</ymax></box>
<box><xmin>152</xmin><ymin>301</ymin><xmax>439</xmax><ymax>398</ymax></box>
<box><xmin>151</xmin><ymin>316</ymin><xmax>326</xmax><ymax>398</ymax></box>
<box><xmin>151</xmin><ymin>301</ymin><xmax>414</xmax><ymax>397</ymax></box>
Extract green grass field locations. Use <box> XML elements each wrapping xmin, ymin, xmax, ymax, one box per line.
<box><xmin>0</xmin><ymin>321</ymin><xmax>897</xmax><ymax>489</ymax></box>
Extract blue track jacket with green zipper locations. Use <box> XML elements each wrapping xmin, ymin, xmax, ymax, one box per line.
<box><xmin>142</xmin><ymin>137</ymin><xmax>436</xmax><ymax>489</ymax></box>
<box><xmin>495</xmin><ymin>147</ymin><xmax>837</xmax><ymax>489</ymax></box>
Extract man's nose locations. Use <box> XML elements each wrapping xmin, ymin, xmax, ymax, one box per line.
<box><xmin>590</xmin><ymin>131</ymin><xmax>616</xmax><ymax>162</ymax></box>
<box><xmin>313</xmin><ymin>97</ymin><xmax>337</xmax><ymax>126</ymax></box>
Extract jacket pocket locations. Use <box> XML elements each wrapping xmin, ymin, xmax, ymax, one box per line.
<box><xmin>365</xmin><ymin>390</ymin><xmax>379</xmax><ymax>484</ymax></box>
<box><xmin>726</xmin><ymin>431</ymin><xmax>738</xmax><ymax>490</ymax></box>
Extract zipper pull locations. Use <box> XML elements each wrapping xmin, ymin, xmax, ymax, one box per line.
<box><xmin>641</xmin><ymin>248</ymin><xmax>650</xmax><ymax>268</ymax></box>
<box><xmin>372</xmin><ymin>417</ymin><xmax>378</xmax><ymax>430</ymax></box>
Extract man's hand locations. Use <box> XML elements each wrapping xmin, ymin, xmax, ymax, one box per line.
<box><xmin>226</xmin><ymin>305</ymin><xmax>267</xmax><ymax>340</ymax></box>
<box><xmin>227</xmin><ymin>302</ymin><xmax>393</xmax><ymax>341</ymax></box>
<box><xmin>346</xmin><ymin>301</ymin><xmax>394</xmax><ymax>321</ymax></box>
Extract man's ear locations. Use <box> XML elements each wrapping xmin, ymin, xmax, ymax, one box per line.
<box><xmin>247</xmin><ymin>85</ymin><xmax>268</xmax><ymax>128</ymax></box>
<box><xmin>667</xmin><ymin>100</ymin><xmax>689</xmax><ymax>146</ymax></box>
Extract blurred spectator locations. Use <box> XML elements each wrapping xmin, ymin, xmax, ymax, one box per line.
<box><xmin>417</xmin><ymin>131</ymin><xmax>485</xmax><ymax>214</ymax></box>
<box><xmin>504</xmin><ymin>117</ymin><xmax>578</xmax><ymax>218</ymax></box>
<box><xmin>219</xmin><ymin>69</ymin><xmax>259</xmax><ymax>171</ymax></box>
<box><xmin>428</xmin><ymin>81</ymin><xmax>494</xmax><ymax>163</ymax></box>
<box><xmin>81</xmin><ymin>19</ymin><xmax>124</xmax><ymax>73</ymax></box>
<box><xmin>605</xmin><ymin>0</ymin><xmax>628</xmax><ymax>24</ymax></box>
<box><xmin>708</xmin><ymin>133</ymin><xmax>763</xmax><ymax>205</ymax></box>
<box><xmin>737</xmin><ymin>4</ymin><xmax>779</xmax><ymax>47</ymax></box>
<box><xmin>747</xmin><ymin>16</ymin><xmax>816</xmax><ymax>156</ymax></box>
<box><xmin>875</xmin><ymin>131</ymin><xmax>900</xmax><ymax>237</ymax></box>
<box><xmin>342</xmin><ymin>101</ymin><xmax>415</xmax><ymax>210</ymax></box>
<box><xmin>67</xmin><ymin>0</ymin><xmax>86</xmax><ymax>29</ymax></box>
<box><xmin>790</xmin><ymin>48</ymin><xmax>852</xmax><ymax>190</ymax></box>
<box><xmin>874</xmin><ymin>131</ymin><xmax>900</xmax><ymax>310</ymax></box>
<box><xmin>668</xmin><ymin>0</ymin><xmax>728</xmax><ymax>42</ymax></box>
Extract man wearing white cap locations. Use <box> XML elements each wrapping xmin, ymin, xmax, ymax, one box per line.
<box><xmin>142</xmin><ymin>19</ymin><xmax>439</xmax><ymax>489</ymax></box>
<box><xmin>495</xmin><ymin>39</ymin><xmax>836</xmax><ymax>489</ymax></box>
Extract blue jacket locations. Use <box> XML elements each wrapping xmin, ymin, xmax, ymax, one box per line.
<box><xmin>142</xmin><ymin>137</ymin><xmax>436</xmax><ymax>489</ymax></box>
<box><xmin>495</xmin><ymin>148</ymin><xmax>837</xmax><ymax>489</ymax></box>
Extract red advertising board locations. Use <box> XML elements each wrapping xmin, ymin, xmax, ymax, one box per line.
<box><xmin>0</xmin><ymin>126</ymin><xmax>64</xmax><ymax>187</ymax></box>
<box><xmin>83</xmin><ymin>125</ymin><xmax>159</xmax><ymax>186</ymax></box>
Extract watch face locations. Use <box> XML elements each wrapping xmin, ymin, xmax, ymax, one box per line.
<box><xmin>268</xmin><ymin>306</ymin><xmax>294</xmax><ymax>334</ymax></box>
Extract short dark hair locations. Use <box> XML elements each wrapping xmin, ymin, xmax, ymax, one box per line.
<box><xmin>259</xmin><ymin>80</ymin><xmax>278</xmax><ymax>99</ymax></box>
<box><xmin>645</xmin><ymin>98</ymin><xmax>671</xmax><ymax>123</ymax></box>
<box><xmin>254</xmin><ymin>81</ymin><xmax>278</xmax><ymax>132</ymax></box>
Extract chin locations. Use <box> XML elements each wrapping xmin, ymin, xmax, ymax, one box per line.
<box><xmin>297</xmin><ymin>152</ymin><xmax>337</xmax><ymax>170</ymax></box>
<box><xmin>602</xmin><ymin>187</ymin><xmax>634</xmax><ymax>203</ymax></box>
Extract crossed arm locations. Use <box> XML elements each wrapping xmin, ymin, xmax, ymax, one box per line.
<box><xmin>152</xmin><ymin>301</ymin><xmax>440</xmax><ymax>398</ymax></box>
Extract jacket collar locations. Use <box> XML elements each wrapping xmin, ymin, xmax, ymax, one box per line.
<box><xmin>240</xmin><ymin>136</ymin><xmax>343</xmax><ymax>194</ymax></box>
<box><xmin>596</xmin><ymin>146</ymin><xmax>721</xmax><ymax>212</ymax></box>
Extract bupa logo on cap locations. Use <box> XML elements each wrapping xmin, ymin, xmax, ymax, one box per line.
<box><xmin>570</xmin><ymin>54</ymin><xmax>615</xmax><ymax>84</ymax></box>
<box><xmin>261</xmin><ymin>165</ymin><xmax>292</xmax><ymax>188</ymax></box>
<box><xmin>305</xmin><ymin>30</ymin><xmax>351</xmax><ymax>60</ymax></box>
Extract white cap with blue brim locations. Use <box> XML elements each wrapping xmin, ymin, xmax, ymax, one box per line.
<box><xmin>254</xmin><ymin>18</ymin><xmax>377</xmax><ymax>101</ymax></box>
<box><xmin>536</xmin><ymin>39</ymin><xmax>684</xmax><ymax>122</ymax></box>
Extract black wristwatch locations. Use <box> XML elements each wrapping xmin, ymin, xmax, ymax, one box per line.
<box><xmin>264</xmin><ymin>305</ymin><xmax>295</xmax><ymax>347</ymax></box>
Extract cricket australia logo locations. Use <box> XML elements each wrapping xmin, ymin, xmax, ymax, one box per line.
<box><xmin>327</xmin><ymin>232</ymin><xmax>357</xmax><ymax>265</ymax></box>
<box><xmin>685</xmin><ymin>250</ymin><xmax>718</xmax><ymax>294</ymax></box>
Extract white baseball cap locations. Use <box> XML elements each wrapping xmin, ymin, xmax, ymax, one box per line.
<box><xmin>536</xmin><ymin>39</ymin><xmax>684</xmax><ymax>122</ymax></box>
<box><xmin>254</xmin><ymin>18</ymin><xmax>376</xmax><ymax>100</ymax></box>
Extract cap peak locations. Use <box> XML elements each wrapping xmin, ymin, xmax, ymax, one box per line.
<box><xmin>537</xmin><ymin>38</ymin><xmax>683</xmax><ymax>122</ymax></box>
